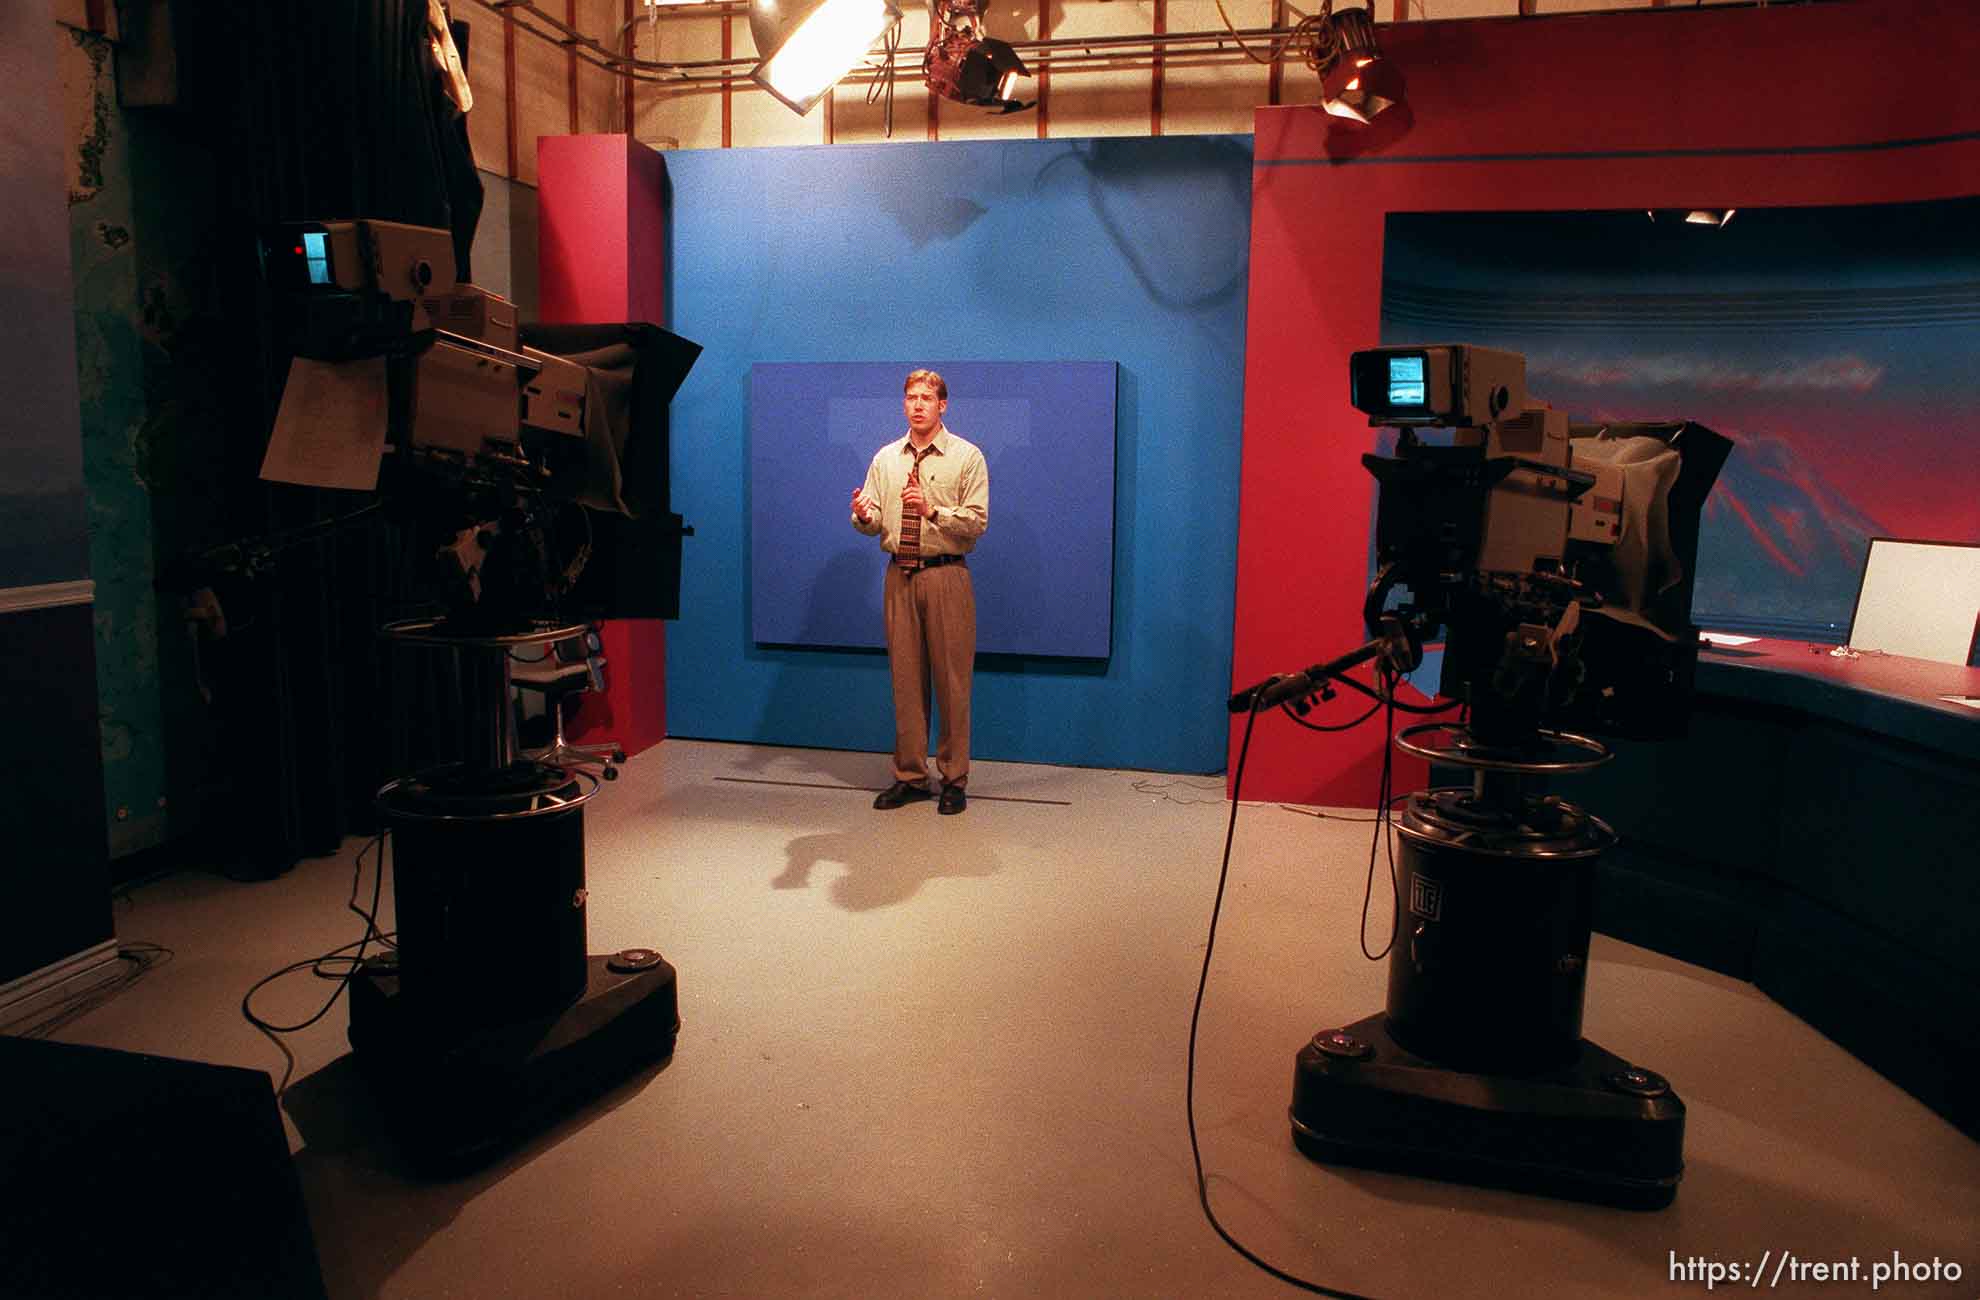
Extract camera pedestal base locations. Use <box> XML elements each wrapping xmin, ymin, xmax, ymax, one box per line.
<box><xmin>1289</xmin><ymin>1012</ymin><xmax>1684</xmax><ymax>1210</ymax></box>
<box><xmin>347</xmin><ymin>951</ymin><xmax>679</xmax><ymax>1172</ymax></box>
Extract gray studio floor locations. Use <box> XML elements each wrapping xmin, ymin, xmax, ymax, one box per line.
<box><xmin>45</xmin><ymin>739</ymin><xmax>1980</xmax><ymax>1299</ymax></box>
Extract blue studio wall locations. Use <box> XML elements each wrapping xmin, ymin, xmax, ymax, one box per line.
<box><xmin>662</xmin><ymin>135</ymin><xmax>1252</xmax><ymax>773</ymax></box>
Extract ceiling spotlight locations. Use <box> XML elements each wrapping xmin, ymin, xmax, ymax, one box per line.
<box><xmin>749</xmin><ymin>0</ymin><xmax>903</xmax><ymax>116</ymax></box>
<box><xmin>1316</xmin><ymin>5</ymin><xmax>1403</xmax><ymax>126</ymax></box>
<box><xmin>1646</xmin><ymin>209</ymin><xmax>1738</xmax><ymax>227</ymax></box>
<box><xmin>924</xmin><ymin>0</ymin><xmax>1033</xmax><ymax>113</ymax></box>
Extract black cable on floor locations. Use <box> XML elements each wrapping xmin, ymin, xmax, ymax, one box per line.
<box><xmin>241</xmin><ymin>831</ymin><xmax>394</xmax><ymax>1095</ymax></box>
<box><xmin>1358</xmin><ymin>667</ymin><xmax>1404</xmax><ymax>964</ymax></box>
<box><xmin>1184</xmin><ymin>701</ymin><xmax>1378</xmax><ymax>1300</ymax></box>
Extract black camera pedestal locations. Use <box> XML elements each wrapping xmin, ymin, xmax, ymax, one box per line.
<box><xmin>347</xmin><ymin>948</ymin><xmax>677</xmax><ymax>1172</ymax></box>
<box><xmin>1290</xmin><ymin>1015</ymin><xmax>1683</xmax><ymax>1210</ymax></box>
<box><xmin>347</xmin><ymin>622</ymin><xmax>679</xmax><ymax>1170</ymax></box>
<box><xmin>1290</xmin><ymin>724</ymin><xmax>1684</xmax><ymax>1209</ymax></box>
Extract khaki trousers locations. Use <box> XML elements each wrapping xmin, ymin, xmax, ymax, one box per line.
<box><xmin>883</xmin><ymin>562</ymin><xmax>975</xmax><ymax>788</ymax></box>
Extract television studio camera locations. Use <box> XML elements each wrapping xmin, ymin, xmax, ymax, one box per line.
<box><xmin>1231</xmin><ymin>344</ymin><xmax>1731</xmax><ymax>1209</ymax></box>
<box><xmin>258</xmin><ymin>218</ymin><xmax>701</xmax><ymax>1165</ymax></box>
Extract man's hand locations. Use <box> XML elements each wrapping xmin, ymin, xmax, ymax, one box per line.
<box><xmin>851</xmin><ymin>487</ymin><xmax>874</xmax><ymax>524</ymax></box>
<box><xmin>902</xmin><ymin>481</ymin><xmax>931</xmax><ymax>520</ymax></box>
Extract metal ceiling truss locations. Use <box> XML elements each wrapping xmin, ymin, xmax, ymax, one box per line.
<box><xmin>473</xmin><ymin>0</ymin><xmax>1321</xmax><ymax>94</ymax></box>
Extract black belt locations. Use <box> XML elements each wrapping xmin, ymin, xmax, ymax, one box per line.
<box><xmin>899</xmin><ymin>553</ymin><xmax>966</xmax><ymax>572</ymax></box>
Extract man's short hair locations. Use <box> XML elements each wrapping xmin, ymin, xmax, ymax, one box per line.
<box><xmin>904</xmin><ymin>369</ymin><xmax>948</xmax><ymax>400</ymax></box>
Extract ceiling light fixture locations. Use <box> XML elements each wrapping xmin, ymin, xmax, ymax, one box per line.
<box><xmin>748</xmin><ymin>0</ymin><xmax>903</xmax><ymax>116</ymax></box>
<box><xmin>1315</xmin><ymin>5</ymin><xmax>1402</xmax><ymax>126</ymax></box>
<box><xmin>924</xmin><ymin>0</ymin><xmax>1033</xmax><ymax>113</ymax></box>
<box><xmin>1645</xmin><ymin>209</ymin><xmax>1738</xmax><ymax>227</ymax></box>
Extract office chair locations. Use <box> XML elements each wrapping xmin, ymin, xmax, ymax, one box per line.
<box><xmin>510</xmin><ymin>625</ymin><xmax>627</xmax><ymax>780</ymax></box>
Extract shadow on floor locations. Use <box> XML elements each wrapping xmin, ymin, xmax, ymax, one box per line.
<box><xmin>773</xmin><ymin>828</ymin><xmax>1004</xmax><ymax>911</ymax></box>
<box><xmin>284</xmin><ymin>1051</ymin><xmax>672</xmax><ymax>1299</ymax></box>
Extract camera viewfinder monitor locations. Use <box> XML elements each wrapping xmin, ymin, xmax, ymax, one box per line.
<box><xmin>1352</xmin><ymin>347</ymin><xmax>1434</xmax><ymax>421</ymax></box>
<box><xmin>1350</xmin><ymin>344</ymin><xmax>1526</xmax><ymax>427</ymax></box>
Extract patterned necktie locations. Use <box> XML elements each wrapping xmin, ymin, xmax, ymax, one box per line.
<box><xmin>896</xmin><ymin>444</ymin><xmax>936</xmax><ymax>570</ymax></box>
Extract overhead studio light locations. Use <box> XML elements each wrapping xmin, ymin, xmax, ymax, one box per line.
<box><xmin>1645</xmin><ymin>209</ymin><xmax>1738</xmax><ymax>227</ymax></box>
<box><xmin>924</xmin><ymin>0</ymin><xmax>1033</xmax><ymax>114</ymax></box>
<box><xmin>749</xmin><ymin>0</ymin><xmax>903</xmax><ymax>116</ymax></box>
<box><xmin>1316</xmin><ymin>4</ymin><xmax>1403</xmax><ymax>126</ymax></box>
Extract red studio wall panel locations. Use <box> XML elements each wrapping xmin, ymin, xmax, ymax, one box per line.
<box><xmin>538</xmin><ymin>134</ymin><xmax>671</xmax><ymax>756</ymax></box>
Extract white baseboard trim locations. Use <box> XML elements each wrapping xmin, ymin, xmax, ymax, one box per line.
<box><xmin>0</xmin><ymin>579</ymin><xmax>95</xmax><ymax>615</ymax></box>
<box><xmin>0</xmin><ymin>939</ymin><xmax>124</xmax><ymax>1031</ymax></box>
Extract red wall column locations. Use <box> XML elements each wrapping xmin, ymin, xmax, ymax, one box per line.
<box><xmin>538</xmin><ymin>133</ymin><xmax>671</xmax><ymax>757</ymax></box>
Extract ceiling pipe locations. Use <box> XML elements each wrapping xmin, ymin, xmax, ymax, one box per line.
<box><xmin>473</xmin><ymin>0</ymin><xmax>1855</xmax><ymax>91</ymax></box>
<box><xmin>471</xmin><ymin>0</ymin><xmax>1342</xmax><ymax>86</ymax></box>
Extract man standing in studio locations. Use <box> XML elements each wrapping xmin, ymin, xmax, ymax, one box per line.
<box><xmin>850</xmin><ymin>369</ymin><xmax>989</xmax><ymax>815</ymax></box>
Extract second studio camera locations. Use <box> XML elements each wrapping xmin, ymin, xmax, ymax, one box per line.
<box><xmin>1351</xmin><ymin>343</ymin><xmax>1731</xmax><ymax>749</ymax></box>
<box><xmin>1278</xmin><ymin>342</ymin><xmax>1734</xmax><ymax>1210</ymax></box>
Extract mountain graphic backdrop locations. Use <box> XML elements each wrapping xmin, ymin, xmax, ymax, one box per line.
<box><xmin>1379</xmin><ymin>202</ymin><xmax>1980</xmax><ymax>640</ymax></box>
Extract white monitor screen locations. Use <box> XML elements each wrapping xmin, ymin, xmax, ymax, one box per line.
<box><xmin>1846</xmin><ymin>538</ymin><xmax>1980</xmax><ymax>666</ymax></box>
<box><xmin>1388</xmin><ymin>355</ymin><xmax>1426</xmax><ymax>407</ymax></box>
<box><xmin>304</xmin><ymin>231</ymin><xmax>331</xmax><ymax>286</ymax></box>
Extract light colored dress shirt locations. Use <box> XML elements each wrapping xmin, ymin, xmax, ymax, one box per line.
<box><xmin>851</xmin><ymin>425</ymin><xmax>989</xmax><ymax>557</ymax></box>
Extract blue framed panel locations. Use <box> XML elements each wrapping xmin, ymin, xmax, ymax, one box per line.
<box><xmin>749</xmin><ymin>360</ymin><xmax>1117</xmax><ymax>659</ymax></box>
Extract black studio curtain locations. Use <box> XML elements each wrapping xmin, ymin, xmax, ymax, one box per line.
<box><xmin>184</xmin><ymin>0</ymin><xmax>484</xmax><ymax>877</ymax></box>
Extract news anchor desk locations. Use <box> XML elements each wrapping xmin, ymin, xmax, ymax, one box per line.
<box><xmin>1566</xmin><ymin>639</ymin><xmax>1980</xmax><ymax>1139</ymax></box>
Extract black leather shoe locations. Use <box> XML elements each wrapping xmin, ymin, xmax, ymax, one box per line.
<box><xmin>873</xmin><ymin>781</ymin><xmax>932</xmax><ymax>810</ymax></box>
<box><xmin>937</xmin><ymin>783</ymin><xmax>967</xmax><ymax>815</ymax></box>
